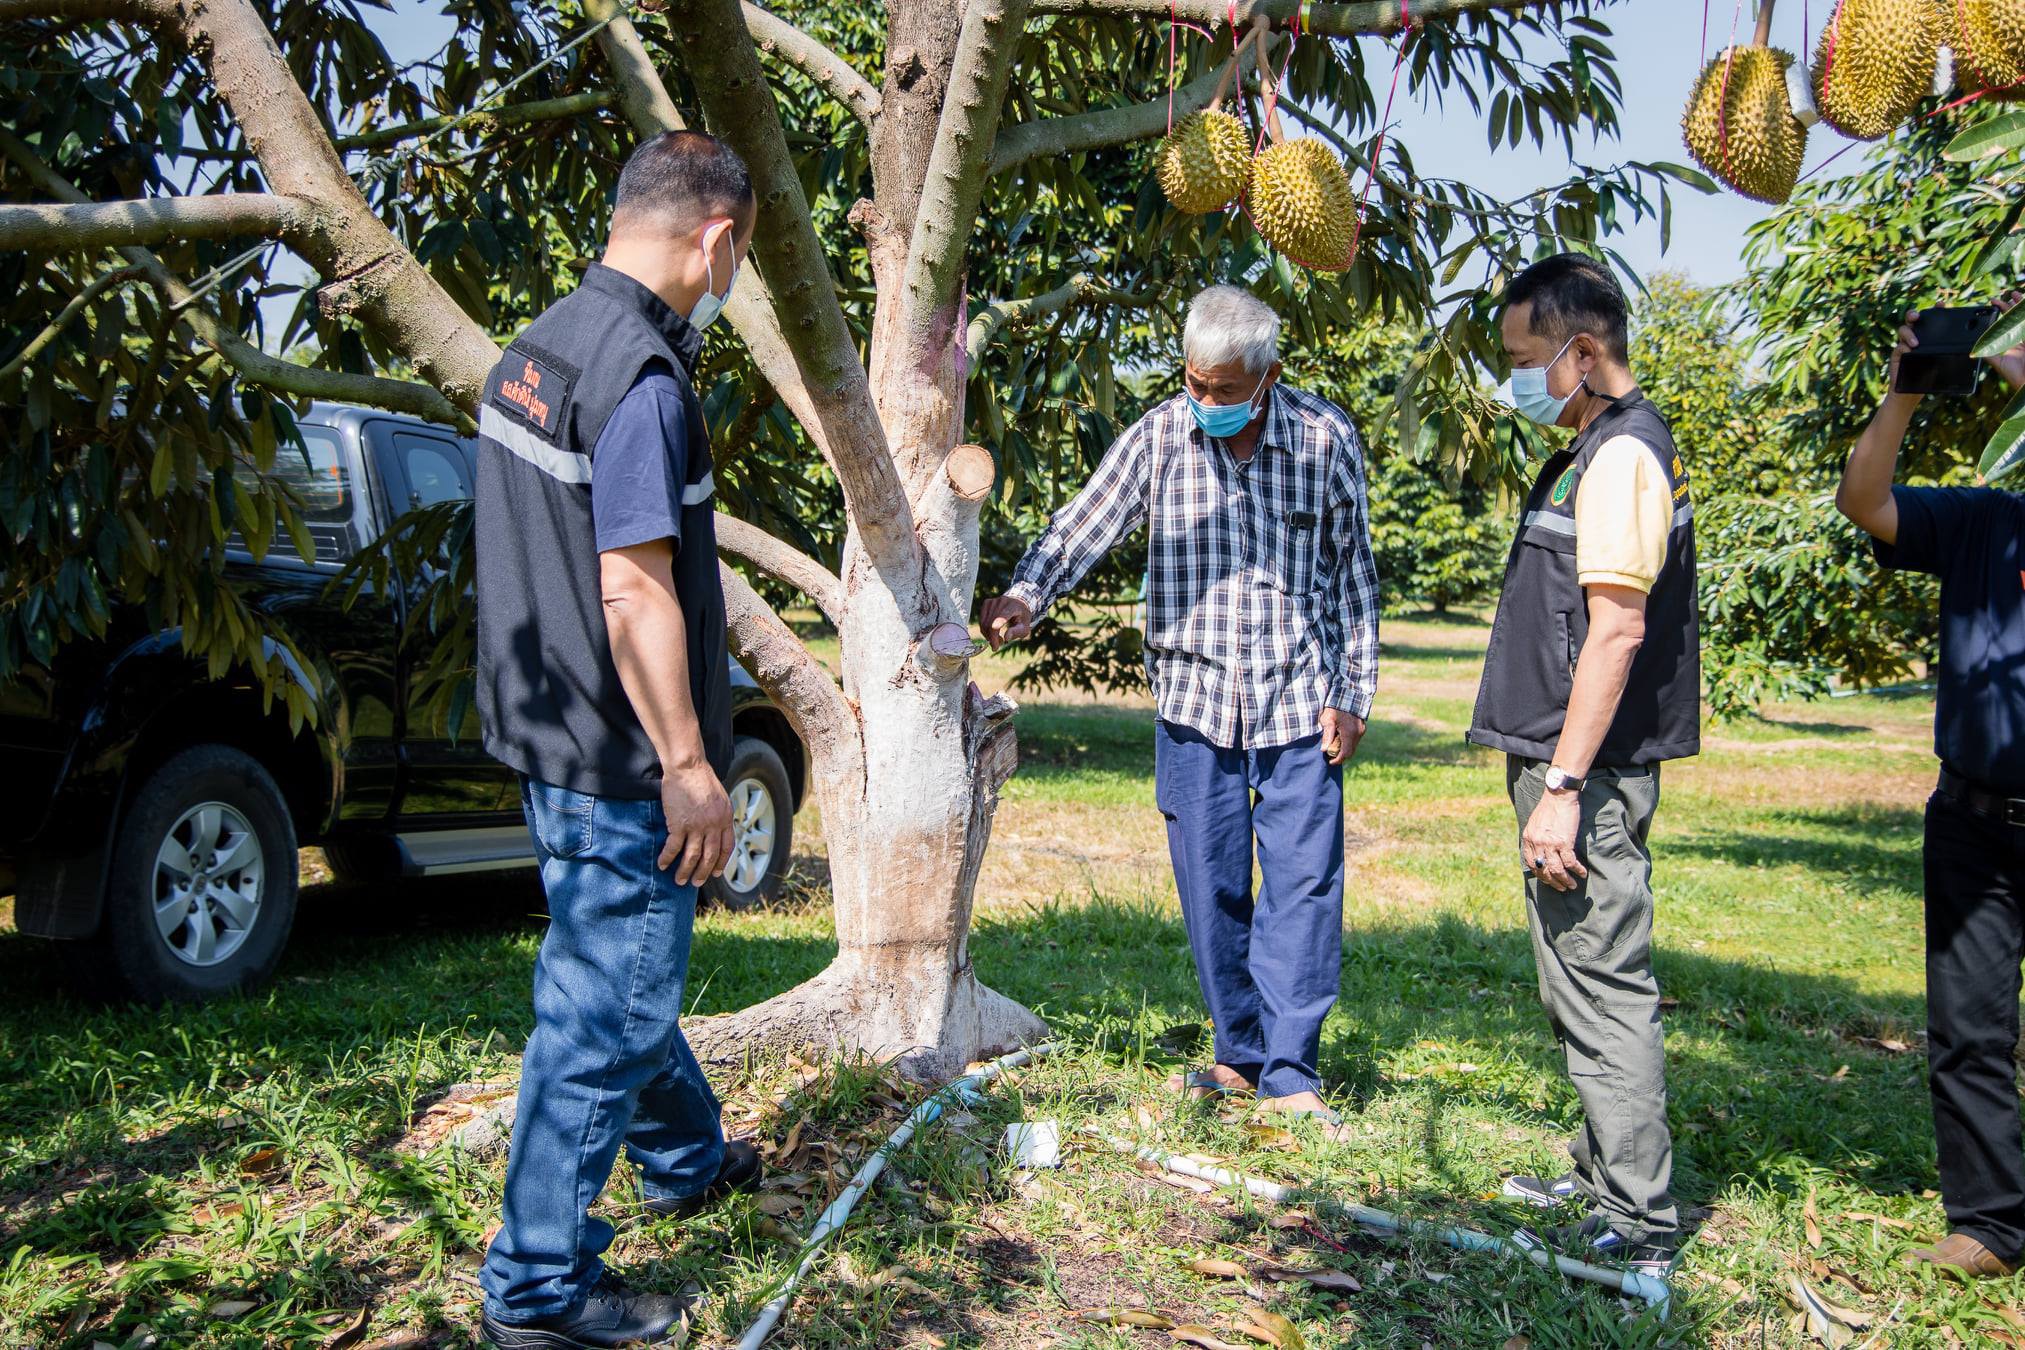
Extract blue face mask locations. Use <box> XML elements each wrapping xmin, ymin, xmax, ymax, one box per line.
<box><xmin>1496</xmin><ymin>335</ymin><xmax>1583</xmax><ymax>433</ymax></box>
<box><xmin>1188</xmin><ymin>372</ymin><xmax>1269</xmax><ymax>439</ymax></box>
<box><xmin>688</xmin><ymin>225</ymin><xmax>737</xmax><ymax>332</ymax></box>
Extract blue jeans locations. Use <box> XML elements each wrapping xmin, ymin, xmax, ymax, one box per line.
<box><xmin>480</xmin><ymin>778</ymin><xmax>727</xmax><ymax>1321</ymax></box>
<box><xmin>1155</xmin><ymin>722</ymin><xmax>1345</xmax><ymax>1098</ymax></box>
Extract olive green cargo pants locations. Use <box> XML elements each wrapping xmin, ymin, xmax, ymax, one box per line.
<box><xmin>1508</xmin><ymin>756</ymin><xmax>1678</xmax><ymax>1244</ymax></box>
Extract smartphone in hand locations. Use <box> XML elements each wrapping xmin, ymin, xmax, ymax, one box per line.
<box><xmin>1896</xmin><ymin>305</ymin><xmax>2003</xmax><ymax>397</ymax></box>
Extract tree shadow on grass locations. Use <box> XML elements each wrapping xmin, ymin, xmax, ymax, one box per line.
<box><xmin>1011</xmin><ymin>698</ymin><xmax>1479</xmax><ymax>785</ymax></box>
<box><xmin>1670</xmin><ymin>804</ymin><xmax>1924</xmax><ymax>896</ymax></box>
<box><xmin>975</xmin><ymin>898</ymin><xmax>1936</xmax><ymax>1208</ymax></box>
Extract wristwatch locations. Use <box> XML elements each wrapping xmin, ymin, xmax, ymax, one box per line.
<box><xmin>1543</xmin><ymin>766</ymin><xmax>1586</xmax><ymax>793</ymax></box>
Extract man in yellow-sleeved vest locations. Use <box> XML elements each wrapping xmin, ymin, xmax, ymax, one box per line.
<box><xmin>1469</xmin><ymin>252</ymin><xmax>1700</xmax><ymax>1281</ymax></box>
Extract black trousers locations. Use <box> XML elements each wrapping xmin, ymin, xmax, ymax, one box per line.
<box><xmin>1925</xmin><ymin>790</ymin><xmax>2025</xmax><ymax>1262</ymax></box>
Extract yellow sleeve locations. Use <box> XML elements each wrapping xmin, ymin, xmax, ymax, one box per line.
<box><xmin>1574</xmin><ymin>435</ymin><xmax>1672</xmax><ymax>593</ymax></box>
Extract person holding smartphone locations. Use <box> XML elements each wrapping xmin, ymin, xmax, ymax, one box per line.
<box><xmin>1835</xmin><ymin>293</ymin><xmax>2025</xmax><ymax>1280</ymax></box>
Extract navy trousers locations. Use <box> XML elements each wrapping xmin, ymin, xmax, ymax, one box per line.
<box><xmin>1155</xmin><ymin>720</ymin><xmax>1346</xmax><ymax>1098</ymax></box>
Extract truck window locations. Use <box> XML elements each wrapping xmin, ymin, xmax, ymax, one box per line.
<box><xmin>393</xmin><ymin>432</ymin><xmax>473</xmax><ymax>508</ymax></box>
<box><xmin>267</xmin><ymin>424</ymin><xmax>353</xmax><ymax>521</ymax></box>
<box><xmin>226</xmin><ymin>423</ymin><xmax>358</xmax><ymax>565</ymax></box>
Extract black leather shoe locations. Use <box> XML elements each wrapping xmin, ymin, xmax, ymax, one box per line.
<box><xmin>480</xmin><ymin>1273</ymin><xmax>692</xmax><ymax>1348</ymax></box>
<box><xmin>642</xmin><ymin>1139</ymin><xmax>763</xmax><ymax>1220</ymax></box>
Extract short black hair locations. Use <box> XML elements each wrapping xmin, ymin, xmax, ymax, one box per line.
<box><xmin>612</xmin><ymin>130</ymin><xmax>755</xmax><ymax>238</ymax></box>
<box><xmin>1503</xmin><ymin>252</ymin><xmax>1630</xmax><ymax>362</ymax></box>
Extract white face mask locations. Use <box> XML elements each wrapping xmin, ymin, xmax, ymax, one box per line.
<box><xmin>688</xmin><ymin>222</ymin><xmax>737</xmax><ymax>331</ymax></box>
<box><xmin>1496</xmin><ymin>334</ymin><xmax>1583</xmax><ymax>435</ymax></box>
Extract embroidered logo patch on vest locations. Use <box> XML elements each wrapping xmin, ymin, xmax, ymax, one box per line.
<box><xmin>490</xmin><ymin>350</ymin><xmax>571</xmax><ymax>437</ymax></box>
<box><xmin>1549</xmin><ymin>466</ymin><xmax>1577</xmax><ymax>507</ymax></box>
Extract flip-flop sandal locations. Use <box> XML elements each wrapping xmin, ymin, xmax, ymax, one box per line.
<box><xmin>1262</xmin><ymin>1104</ymin><xmax>1353</xmax><ymax>1141</ymax></box>
<box><xmin>1166</xmin><ymin>1069</ymin><xmax>1255</xmax><ymax>1101</ymax></box>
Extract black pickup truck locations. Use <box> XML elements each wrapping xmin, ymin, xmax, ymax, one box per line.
<box><xmin>0</xmin><ymin>403</ymin><xmax>807</xmax><ymax>1003</ymax></box>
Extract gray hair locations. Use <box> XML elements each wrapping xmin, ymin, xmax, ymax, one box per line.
<box><xmin>1183</xmin><ymin>285</ymin><xmax>1281</xmax><ymax>375</ymax></box>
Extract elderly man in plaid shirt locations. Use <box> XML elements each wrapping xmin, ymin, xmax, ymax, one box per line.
<box><xmin>982</xmin><ymin>284</ymin><xmax>1378</xmax><ymax>1130</ymax></box>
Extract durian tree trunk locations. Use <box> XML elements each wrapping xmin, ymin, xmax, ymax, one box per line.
<box><xmin>0</xmin><ymin>0</ymin><xmax>1569</xmax><ymax>1082</ymax></box>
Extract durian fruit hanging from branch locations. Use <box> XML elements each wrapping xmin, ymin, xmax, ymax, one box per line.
<box><xmin>1242</xmin><ymin>28</ymin><xmax>1359</xmax><ymax>271</ymax></box>
<box><xmin>1952</xmin><ymin>0</ymin><xmax>2025</xmax><ymax>94</ymax></box>
<box><xmin>1812</xmin><ymin>0</ymin><xmax>1946</xmax><ymax>138</ymax></box>
<box><xmin>1155</xmin><ymin>23</ymin><xmax>1262</xmax><ymax>215</ymax></box>
<box><xmin>1683</xmin><ymin>0</ymin><xmax>1810</xmax><ymax>203</ymax></box>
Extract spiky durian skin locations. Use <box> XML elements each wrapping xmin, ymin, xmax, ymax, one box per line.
<box><xmin>1246</xmin><ymin>138</ymin><xmax>1358</xmax><ymax>272</ymax></box>
<box><xmin>1813</xmin><ymin>0</ymin><xmax>1943</xmax><ymax>138</ymax></box>
<box><xmin>1156</xmin><ymin>110</ymin><xmax>1252</xmax><ymax>215</ymax></box>
<box><xmin>1682</xmin><ymin>46</ymin><xmax>1809</xmax><ymax>204</ymax></box>
<box><xmin>1956</xmin><ymin>0</ymin><xmax>2025</xmax><ymax>88</ymax></box>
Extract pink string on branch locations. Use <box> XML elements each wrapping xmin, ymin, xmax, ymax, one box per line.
<box><xmin>1714</xmin><ymin>0</ymin><xmax>1747</xmax><ymax>189</ymax></box>
<box><xmin>1339</xmin><ymin>0</ymin><xmax>1415</xmax><ymax>271</ymax></box>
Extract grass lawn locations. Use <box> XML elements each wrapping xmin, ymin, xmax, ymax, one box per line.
<box><xmin>0</xmin><ymin>612</ymin><xmax>2005</xmax><ymax>1347</ymax></box>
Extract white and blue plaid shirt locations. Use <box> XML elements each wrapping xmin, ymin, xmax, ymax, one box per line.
<box><xmin>1006</xmin><ymin>383</ymin><xmax>1379</xmax><ymax>749</ymax></box>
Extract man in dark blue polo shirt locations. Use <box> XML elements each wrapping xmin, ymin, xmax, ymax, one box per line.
<box><xmin>474</xmin><ymin>132</ymin><xmax>760</xmax><ymax>1348</ymax></box>
<box><xmin>1836</xmin><ymin>293</ymin><xmax>2025</xmax><ymax>1281</ymax></box>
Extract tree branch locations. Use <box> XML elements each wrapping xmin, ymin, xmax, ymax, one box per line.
<box><xmin>1027</xmin><ymin>0</ymin><xmax>1561</xmax><ymax>34</ymax></box>
<box><xmin>0</xmin><ymin>265</ymin><xmax>146</xmax><ymax>382</ymax></box>
<box><xmin>741</xmin><ymin>2</ymin><xmax>880</xmax><ymax>127</ymax></box>
<box><xmin>583</xmin><ymin>0</ymin><xmax>688</xmax><ymax>133</ymax></box>
<box><xmin>183</xmin><ymin>92</ymin><xmax>616</xmax><ymax>161</ymax></box>
<box><xmin>0</xmin><ymin>193</ymin><xmax>321</xmax><ymax>253</ymax></box>
<box><xmin>716</xmin><ymin>513</ymin><xmax>844</xmax><ymax>628</ymax></box>
<box><xmin>667</xmin><ymin>0</ymin><xmax>912</xmax><ymax>565</ymax></box>
<box><xmin>895</xmin><ymin>0</ymin><xmax>1032</xmax><ymax>369</ymax></box>
<box><xmin>0</xmin><ymin>0</ymin><xmax>171</xmax><ymax>21</ymax></box>
<box><xmin>990</xmin><ymin>46</ymin><xmax>1234</xmax><ymax>176</ymax></box>
<box><xmin>965</xmin><ymin>272</ymin><xmax>1160</xmax><ymax>364</ymax></box>
<box><xmin>719</xmin><ymin>562</ymin><xmax>857</xmax><ymax>774</ymax></box>
<box><xmin>13</xmin><ymin>0</ymin><xmax>500</xmax><ymax>409</ymax></box>
<box><xmin>584</xmin><ymin>0</ymin><xmax>849</xmax><ymax>476</ymax></box>
<box><xmin>0</xmin><ymin>129</ymin><xmax>470</xmax><ymax>427</ymax></box>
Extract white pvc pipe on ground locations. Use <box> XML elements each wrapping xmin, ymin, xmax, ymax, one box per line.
<box><xmin>730</xmin><ymin>1042</ymin><xmax>1060</xmax><ymax>1350</ymax></box>
<box><xmin>1093</xmin><ymin>1130</ymin><xmax>1672</xmax><ymax>1312</ymax></box>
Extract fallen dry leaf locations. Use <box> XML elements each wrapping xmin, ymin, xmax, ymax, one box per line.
<box><xmin>208</xmin><ymin>1300</ymin><xmax>257</xmax><ymax>1319</ymax></box>
<box><xmin>1171</xmin><ymin>1328</ymin><xmax>1252</xmax><ymax>1350</ymax></box>
<box><xmin>754</xmin><ymin>1194</ymin><xmax>802</xmax><ymax>1217</ymax></box>
<box><xmin>1076</xmin><ymin>1309</ymin><xmax>1176</xmax><ymax>1329</ymax></box>
<box><xmin>1983</xmin><ymin>1300</ymin><xmax>2025</xmax><ymax>1333</ymax></box>
<box><xmin>1236</xmin><ymin>1307</ymin><xmax>1307</xmax><ymax>1349</ymax></box>
<box><xmin>1804</xmin><ymin>1190</ymin><xmax>1823</xmax><ymax>1250</ymax></box>
<box><xmin>1503</xmin><ymin>1338</ymin><xmax>1532</xmax><ymax>1350</ymax></box>
<box><xmin>1257</xmin><ymin>1265</ymin><xmax>1362</xmax><ymax>1294</ymax></box>
<box><xmin>1790</xmin><ymin>1274</ymin><xmax>1870</xmax><ymax>1347</ymax></box>
<box><xmin>1845</xmin><ymin>1211</ymin><xmax>1916</xmax><ymax>1232</ymax></box>
<box><xmin>1242</xmin><ymin>1123</ymin><xmax>1299</xmax><ymax>1151</ymax></box>
<box><xmin>1270</xmin><ymin>1211</ymin><xmax>1314</xmax><ymax>1231</ymax></box>
<box><xmin>191</xmin><ymin>1201</ymin><xmax>245</xmax><ymax>1225</ymax></box>
<box><xmin>238</xmin><ymin>1147</ymin><xmax>282</xmax><ymax>1177</ymax></box>
<box><xmin>1186</xmin><ymin>1257</ymin><xmax>1249</xmax><ymax>1279</ymax></box>
<box><xmin>321</xmin><ymin>1305</ymin><xmax>372</xmax><ymax>1350</ymax></box>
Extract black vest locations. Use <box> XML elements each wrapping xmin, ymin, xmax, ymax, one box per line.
<box><xmin>473</xmin><ymin>263</ymin><xmax>732</xmax><ymax>797</ymax></box>
<box><xmin>1468</xmin><ymin>389</ymin><xmax>1700</xmax><ymax>767</ymax></box>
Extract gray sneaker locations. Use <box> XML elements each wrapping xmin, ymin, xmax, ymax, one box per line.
<box><xmin>1501</xmin><ymin>1169</ymin><xmax>1581</xmax><ymax>1209</ymax></box>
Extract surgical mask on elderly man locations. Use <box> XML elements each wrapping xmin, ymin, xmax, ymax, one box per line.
<box><xmin>1188</xmin><ymin>371</ymin><xmax>1269</xmax><ymax>438</ymax></box>
<box><xmin>1496</xmin><ymin>334</ymin><xmax>1582</xmax><ymax>433</ymax></box>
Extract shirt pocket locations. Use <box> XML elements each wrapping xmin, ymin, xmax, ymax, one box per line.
<box><xmin>526</xmin><ymin>780</ymin><xmax>596</xmax><ymax>859</ymax></box>
<box><xmin>1265</xmin><ymin>503</ymin><xmax>1322</xmax><ymax>596</ymax></box>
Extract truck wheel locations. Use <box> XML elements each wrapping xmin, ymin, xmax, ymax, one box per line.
<box><xmin>91</xmin><ymin>745</ymin><xmax>300</xmax><ymax>1003</ymax></box>
<box><xmin>704</xmin><ymin>736</ymin><xmax>794</xmax><ymax>912</ymax></box>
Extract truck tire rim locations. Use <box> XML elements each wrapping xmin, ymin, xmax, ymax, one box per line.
<box><xmin>725</xmin><ymin>777</ymin><xmax>777</xmax><ymax>895</ymax></box>
<box><xmin>153</xmin><ymin>802</ymin><xmax>264</xmax><ymax>968</ymax></box>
